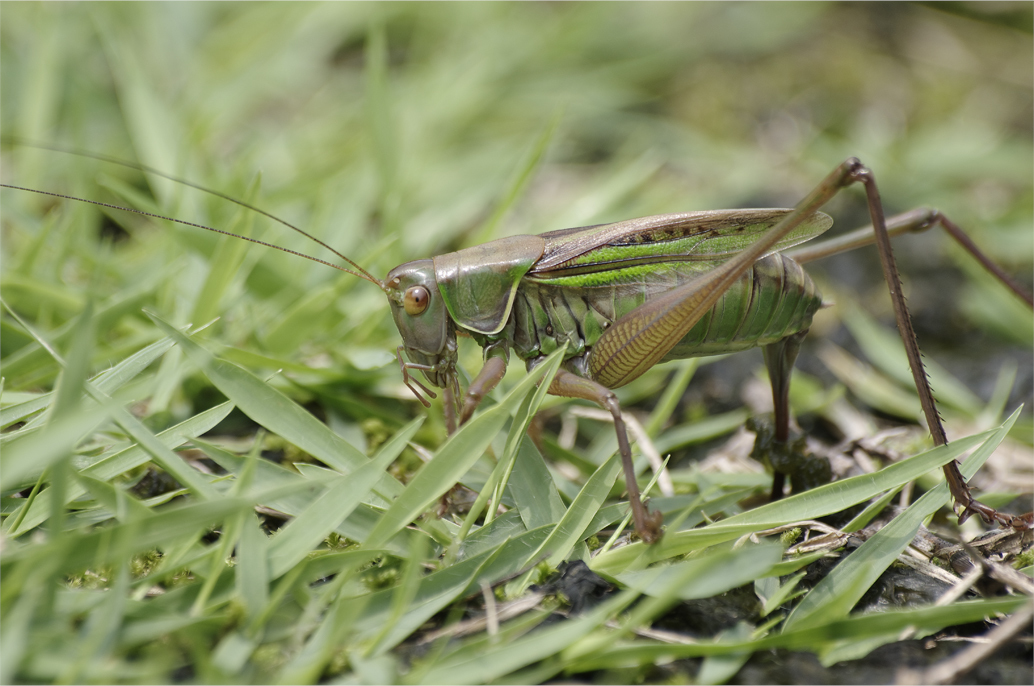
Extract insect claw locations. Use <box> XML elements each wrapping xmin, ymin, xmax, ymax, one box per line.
<box><xmin>1013</xmin><ymin>513</ymin><xmax>1034</xmax><ymax>530</ymax></box>
<box><xmin>954</xmin><ymin>495</ymin><xmax>1032</xmax><ymax>532</ymax></box>
<box><xmin>396</xmin><ymin>346</ymin><xmax>438</xmax><ymax>407</ymax></box>
<box><xmin>408</xmin><ymin>386</ymin><xmax>435</xmax><ymax>407</ymax></box>
<box><xmin>401</xmin><ymin>372</ymin><xmax>437</xmax><ymax>407</ymax></box>
<box><xmin>410</xmin><ymin>378</ymin><xmax>438</xmax><ymax>404</ymax></box>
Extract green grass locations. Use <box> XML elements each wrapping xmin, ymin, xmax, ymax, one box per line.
<box><xmin>2</xmin><ymin>4</ymin><xmax>1032</xmax><ymax>684</ymax></box>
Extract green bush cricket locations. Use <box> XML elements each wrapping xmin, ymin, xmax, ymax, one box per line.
<box><xmin>5</xmin><ymin>152</ymin><xmax>1032</xmax><ymax>543</ymax></box>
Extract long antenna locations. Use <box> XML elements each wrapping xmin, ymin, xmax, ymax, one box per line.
<box><xmin>3</xmin><ymin>140</ymin><xmax>383</xmax><ymax>287</ymax></box>
<box><xmin>2</xmin><ymin>184</ymin><xmax>381</xmax><ymax>284</ymax></box>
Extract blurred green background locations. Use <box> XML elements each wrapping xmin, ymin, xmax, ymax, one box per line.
<box><xmin>1</xmin><ymin>1</ymin><xmax>1031</xmax><ymax>425</ymax></box>
<box><xmin>1</xmin><ymin>3</ymin><xmax>1031</xmax><ymax>683</ymax></box>
<box><xmin>3</xmin><ymin>1</ymin><xmax>1031</xmax><ymax>430</ymax></box>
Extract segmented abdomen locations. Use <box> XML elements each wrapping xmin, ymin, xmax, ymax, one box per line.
<box><xmin>510</xmin><ymin>253</ymin><xmax>822</xmax><ymax>362</ymax></box>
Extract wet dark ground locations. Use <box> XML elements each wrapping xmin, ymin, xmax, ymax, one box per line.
<box><xmin>731</xmin><ymin>638</ymin><xmax>1033</xmax><ymax>685</ymax></box>
<box><xmin>540</xmin><ymin>559</ymin><xmax>1033</xmax><ymax>685</ymax></box>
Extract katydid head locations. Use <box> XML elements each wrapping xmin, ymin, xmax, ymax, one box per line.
<box><xmin>385</xmin><ymin>259</ymin><xmax>458</xmax><ymax>397</ymax></box>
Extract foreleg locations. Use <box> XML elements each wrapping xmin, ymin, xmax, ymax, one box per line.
<box><xmin>459</xmin><ymin>354</ymin><xmax>508</xmax><ymax>426</ymax></box>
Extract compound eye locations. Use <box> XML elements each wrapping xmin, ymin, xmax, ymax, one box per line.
<box><xmin>403</xmin><ymin>285</ymin><xmax>430</xmax><ymax>316</ymax></box>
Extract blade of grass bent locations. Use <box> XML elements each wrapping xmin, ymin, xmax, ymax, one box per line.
<box><xmin>0</xmin><ymin>334</ymin><xmax>177</xmax><ymax>429</ymax></box>
<box><xmin>613</xmin><ymin>541</ymin><xmax>783</xmax><ymax>600</ymax></box>
<box><xmin>3</xmin><ymin>300</ymin><xmax>214</xmax><ymax>504</ymax></box>
<box><xmin>74</xmin><ymin>474</ymin><xmax>153</xmax><ymax>522</ymax></box>
<box><xmin>194</xmin><ymin>438</ymin><xmax>421</xmax><ymax>556</ymax></box>
<box><xmin>6</xmin><ymin>320</ymin><xmax>211</xmax><ymax>432</ymax></box>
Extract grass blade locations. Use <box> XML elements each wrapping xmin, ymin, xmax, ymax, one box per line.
<box><xmin>148</xmin><ymin>311</ymin><xmax>401</xmax><ymax>495</ymax></box>
<box><xmin>524</xmin><ymin>452</ymin><xmax>623</xmax><ymax>568</ymax></box>
<box><xmin>507</xmin><ymin>438</ymin><xmax>567</xmax><ymax>530</ymax></box>
<box><xmin>363</xmin><ymin>348</ymin><xmax>565</xmax><ymax>549</ymax></box>
<box><xmin>782</xmin><ymin>408</ymin><xmax>1018</xmax><ymax>632</ymax></box>
<box><xmin>591</xmin><ymin>419</ymin><xmax>1009</xmax><ymax>576</ymax></box>
<box><xmin>566</xmin><ymin>597</ymin><xmax>1027</xmax><ymax>670</ymax></box>
<box><xmin>267</xmin><ymin>446</ymin><xmax>398</xmax><ymax>578</ymax></box>
<box><xmin>7</xmin><ymin>402</ymin><xmax>234</xmax><ymax>536</ymax></box>
<box><xmin>0</xmin><ymin>406</ymin><xmax>112</xmax><ymax>491</ymax></box>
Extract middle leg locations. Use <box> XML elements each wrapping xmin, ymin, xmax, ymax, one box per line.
<box><xmin>547</xmin><ymin>367</ymin><xmax>664</xmax><ymax>543</ymax></box>
<box><xmin>758</xmin><ymin>329</ymin><xmax>831</xmax><ymax>499</ymax></box>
